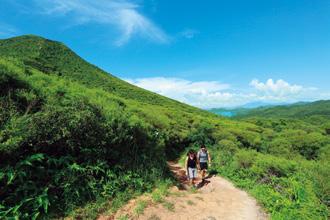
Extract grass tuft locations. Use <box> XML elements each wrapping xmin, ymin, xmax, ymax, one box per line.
<box><xmin>134</xmin><ymin>200</ymin><xmax>148</xmax><ymax>216</ymax></box>
<box><xmin>162</xmin><ymin>201</ymin><xmax>175</xmax><ymax>212</ymax></box>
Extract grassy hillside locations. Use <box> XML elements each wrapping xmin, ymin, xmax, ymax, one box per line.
<box><xmin>0</xmin><ymin>35</ymin><xmax>212</xmax><ymax>113</ymax></box>
<box><xmin>0</xmin><ymin>35</ymin><xmax>223</xmax><ymax>156</ymax></box>
<box><xmin>0</xmin><ymin>35</ymin><xmax>329</xmax><ymax>219</ymax></box>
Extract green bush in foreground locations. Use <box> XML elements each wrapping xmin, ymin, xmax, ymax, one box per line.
<box><xmin>0</xmin><ymin>67</ymin><xmax>168</xmax><ymax>219</ymax></box>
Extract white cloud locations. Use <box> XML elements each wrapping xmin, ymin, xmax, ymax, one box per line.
<box><xmin>0</xmin><ymin>22</ymin><xmax>18</xmax><ymax>38</ymax></box>
<box><xmin>126</xmin><ymin>77</ymin><xmax>229</xmax><ymax>94</ymax></box>
<box><xmin>125</xmin><ymin>77</ymin><xmax>231</xmax><ymax>108</ymax></box>
<box><xmin>250</xmin><ymin>79</ymin><xmax>303</xmax><ymax>96</ymax></box>
<box><xmin>125</xmin><ymin>77</ymin><xmax>329</xmax><ymax>108</ymax></box>
<box><xmin>248</xmin><ymin>79</ymin><xmax>321</xmax><ymax>103</ymax></box>
<box><xmin>34</xmin><ymin>0</ymin><xmax>169</xmax><ymax>46</ymax></box>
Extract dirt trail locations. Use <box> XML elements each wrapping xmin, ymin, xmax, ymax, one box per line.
<box><xmin>109</xmin><ymin>162</ymin><xmax>268</xmax><ymax>220</ymax></box>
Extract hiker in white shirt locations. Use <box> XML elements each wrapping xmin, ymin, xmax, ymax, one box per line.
<box><xmin>197</xmin><ymin>144</ymin><xmax>211</xmax><ymax>181</ymax></box>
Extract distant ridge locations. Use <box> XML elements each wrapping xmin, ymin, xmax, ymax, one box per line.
<box><xmin>234</xmin><ymin>100</ymin><xmax>330</xmax><ymax>119</ymax></box>
<box><xmin>208</xmin><ymin>100</ymin><xmax>329</xmax><ymax>118</ymax></box>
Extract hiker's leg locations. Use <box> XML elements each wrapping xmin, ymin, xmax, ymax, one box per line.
<box><xmin>195</xmin><ymin>169</ymin><xmax>198</xmax><ymax>186</ymax></box>
<box><xmin>191</xmin><ymin>169</ymin><xmax>197</xmax><ymax>186</ymax></box>
<box><xmin>200</xmin><ymin>163</ymin><xmax>207</xmax><ymax>180</ymax></box>
<box><xmin>202</xmin><ymin>169</ymin><xmax>206</xmax><ymax>179</ymax></box>
<box><xmin>188</xmin><ymin>168</ymin><xmax>193</xmax><ymax>185</ymax></box>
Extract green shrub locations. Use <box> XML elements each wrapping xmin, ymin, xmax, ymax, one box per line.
<box><xmin>234</xmin><ymin>150</ymin><xmax>257</xmax><ymax>169</ymax></box>
<box><xmin>265</xmin><ymin>137</ymin><xmax>293</xmax><ymax>157</ymax></box>
<box><xmin>188</xmin><ymin>122</ymin><xmax>216</xmax><ymax>146</ymax></box>
<box><xmin>217</xmin><ymin>139</ymin><xmax>239</xmax><ymax>154</ymax></box>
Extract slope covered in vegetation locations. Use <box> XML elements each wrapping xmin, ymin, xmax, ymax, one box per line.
<box><xmin>0</xmin><ymin>35</ymin><xmax>329</xmax><ymax>219</ymax></box>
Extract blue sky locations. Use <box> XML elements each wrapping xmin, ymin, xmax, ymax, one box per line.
<box><xmin>1</xmin><ymin>0</ymin><xmax>330</xmax><ymax>108</ymax></box>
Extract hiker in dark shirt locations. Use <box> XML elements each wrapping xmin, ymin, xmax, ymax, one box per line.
<box><xmin>185</xmin><ymin>149</ymin><xmax>198</xmax><ymax>187</ymax></box>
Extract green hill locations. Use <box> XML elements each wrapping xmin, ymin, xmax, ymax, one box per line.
<box><xmin>0</xmin><ymin>35</ymin><xmax>219</xmax><ymax>154</ymax></box>
<box><xmin>1</xmin><ymin>35</ymin><xmax>329</xmax><ymax>219</ymax></box>
<box><xmin>0</xmin><ymin>35</ymin><xmax>211</xmax><ymax>111</ymax></box>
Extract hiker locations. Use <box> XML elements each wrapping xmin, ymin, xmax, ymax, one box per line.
<box><xmin>185</xmin><ymin>149</ymin><xmax>198</xmax><ymax>187</ymax></box>
<box><xmin>197</xmin><ymin>144</ymin><xmax>212</xmax><ymax>181</ymax></box>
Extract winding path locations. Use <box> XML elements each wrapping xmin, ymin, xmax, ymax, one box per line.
<box><xmin>109</xmin><ymin>161</ymin><xmax>269</xmax><ymax>220</ymax></box>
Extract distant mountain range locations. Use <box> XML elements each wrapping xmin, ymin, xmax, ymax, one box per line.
<box><xmin>209</xmin><ymin>100</ymin><xmax>330</xmax><ymax>119</ymax></box>
<box><xmin>241</xmin><ymin>101</ymin><xmax>287</xmax><ymax>109</ymax></box>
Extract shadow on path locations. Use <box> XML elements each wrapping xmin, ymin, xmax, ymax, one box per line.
<box><xmin>167</xmin><ymin>161</ymin><xmax>213</xmax><ymax>190</ymax></box>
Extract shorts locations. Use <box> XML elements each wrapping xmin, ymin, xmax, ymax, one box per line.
<box><xmin>200</xmin><ymin>162</ymin><xmax>208</xmax><ymax>170</ymax></box>
<box><xmin>188</xmin><ymin>167</ymin><xmax>197</xmax><ymax>179</ymax></box>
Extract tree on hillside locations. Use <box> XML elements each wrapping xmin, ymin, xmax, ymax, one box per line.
<box><xmin>188</xmin><ymin>122</ymin><xmax>216</xmax><ymax>146</ymax></box>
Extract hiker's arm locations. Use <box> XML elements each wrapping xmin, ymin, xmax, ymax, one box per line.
<box><xmin>185</xmin><ymin>157</ymin><xmax>188</xmax><ymax>173</ymax></box>
<box><xmin>196</xmin><ymin>152</ymin><xmax>200</xmax><ymax>170</ymax></box>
